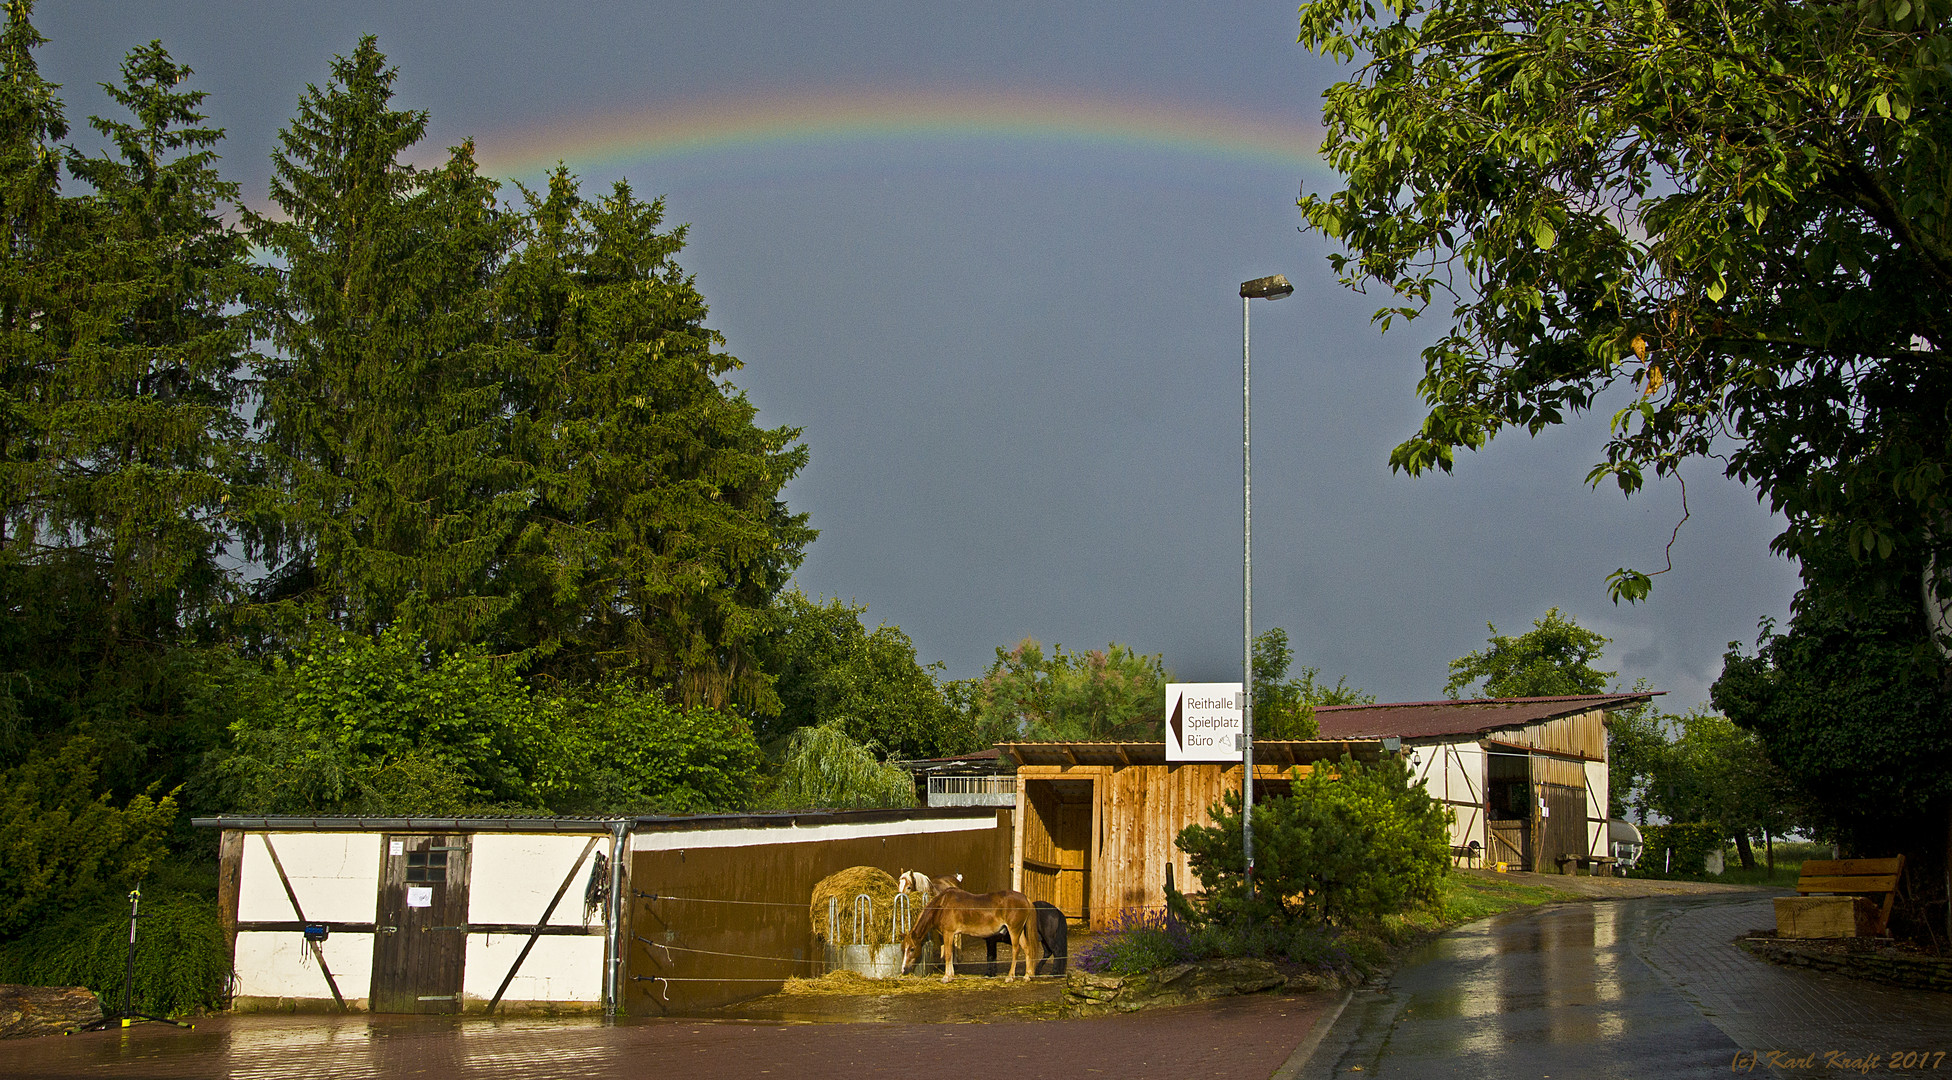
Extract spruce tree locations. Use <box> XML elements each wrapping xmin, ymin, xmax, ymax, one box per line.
<box><xmin>503</xmin><ymin>171</ymin><xmax>813</xmax><ymax>708</ymax></box>
<box><xmin>251</xmin><ymin>38</ymin><xmax>524</xmax><ymax>648</ymax></box>
<box><xmin>0</xmin><ymin>0</ymin><xmax>69</xmax><ymax>559</ymax></box>
<box><xmin>0</xmin><ymin>8</ymin><xmax>248</xmax><ymax>796</ymax></box>
<box><xmin>58</xmin><ymin>41</ymin><xmax>249</xmax><ymax>646</ymax></box>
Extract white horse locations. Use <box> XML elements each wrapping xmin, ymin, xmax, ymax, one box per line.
<box><xmin>895</xmin><ymin>870</ymin><xmax>961</xmax><ymax>899</ymax></box>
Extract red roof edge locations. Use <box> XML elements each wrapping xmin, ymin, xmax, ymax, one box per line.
<box><xmin>1314</xmin><ymin>692</ymin><xmax>1662</xmax><ymax>714</ymax></box>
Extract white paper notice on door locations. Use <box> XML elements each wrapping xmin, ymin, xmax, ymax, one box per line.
<box><xmin>389</xmin><ymin>840</ymin><xmax>404</xmax><ymax>856</ymax></box>
<box><xmin>406</xmin><ymin>886</ymin><xmax>433</xmax><ymax>908</ymax></box>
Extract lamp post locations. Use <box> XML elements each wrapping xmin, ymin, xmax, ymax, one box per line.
<box><xmin>1238</xmin><ymin>273</ymin><xmax>1293</xmax><ymax>902</ymax></box>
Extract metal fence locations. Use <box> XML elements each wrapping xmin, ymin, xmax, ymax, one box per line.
<box><xmin>925</xmin><ymin>775</ymin><xmax>1016</xmax><ymax>807</ymax></box>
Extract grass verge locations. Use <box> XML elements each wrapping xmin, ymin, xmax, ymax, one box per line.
<box><xmin>1326</xmin><ymin>872</ymin><xmax>1582</xmax><ymax>976</ymax></box>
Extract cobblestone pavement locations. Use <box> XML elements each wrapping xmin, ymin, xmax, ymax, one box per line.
<box><xmin>2</xmin><ymin>992</ymin><xmax>1332</xmax><ymax>1080</ymax></box>
<box><xmin>1300</xmin><ymin>893</ymin><xmax>1952</xmax><ymax>1080</ymax></box>
<box><xmin>1638</xmin><ymin>896</ymin><xmax>1952</xmax><ymax>1075</ymax></box>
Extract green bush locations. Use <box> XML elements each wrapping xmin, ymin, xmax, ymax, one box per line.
<box><xmin>1639</xmin><ymin>822</ymin><xmax>1724</xmax><ymax>875</ymax></box>
<box><xmin>0</xmin><ymin>890</ymin><xmax>229</xmax><ymax>1016</ymax></box>
<box><xmin>1176</xmin><ymin>755</ymin><xmax>1451</xmax><ymax>925</ymax></box>
<box><xmin>0</xmin><ymin>739</ymin><xmax>175</xmax><ymax>937</ymax></box>
<box><xmin>211</xmin><ymin>630</ymin><xmax>763</xmax><ymax>815</ymax></box>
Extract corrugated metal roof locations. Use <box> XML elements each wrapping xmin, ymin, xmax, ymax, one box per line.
<box><xmin>997</xmin><ymin>739</ymin><xmax>1390</xmax><ymax>768</ymax></box>
<box><xmin>1312</xmin><ymin>693</ymin><xmax>1659</xmax><ymax>741</ymax></box>
<box><xmin>190</xmin><ymin>806</ymin><xmax>999</xmax><ymax>833</ymax></box>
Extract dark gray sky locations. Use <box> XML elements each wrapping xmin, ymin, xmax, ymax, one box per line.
<box><xmin>47</xmin><ymin>1</ymin><xmax>1799</xmax><ymax>708</ymax></box>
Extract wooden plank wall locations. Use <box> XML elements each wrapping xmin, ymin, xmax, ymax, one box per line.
<box><xmin>1533</xmin><ymin>756</ymin><xmax>1589</xmax><ymax>869</ymax></box>
<box><xmin>623</xmin><ymin>815</ymin><xmax>1012</xmax><ymax>1014</ymax></box>
<box><xmin>1021</xmin><ymin>762</ymin><xmax>1305</xmax><ymax>930</ymax></box>
<box><xmin>1495</xmin><ymin>711</ymin><xmax>1608</xmax><ymax>759</ymax></box>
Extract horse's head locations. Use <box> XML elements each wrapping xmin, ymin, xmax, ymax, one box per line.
<box><xmin>899</xmin><ymin>920</ymin><xmax>922</xmax><ymax>975</ymax></box>
<box><xmin>899</xmin><ymin>898</ymin><xmax>935</xmax><ymax>975</ymax></box>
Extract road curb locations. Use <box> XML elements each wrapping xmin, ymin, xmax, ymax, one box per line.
<box><xmin>1268</xmin><ymin>989</ymin><xmax>1354</xmax><ymax>1080</ymax></box>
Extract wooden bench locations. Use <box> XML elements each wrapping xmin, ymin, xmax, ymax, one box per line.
<box><xmin>1555</xmin><ymin>854</ymin><xmax>1617</xmax><ymax>876</ymax></box>
<box><xmin>1775</xmin><ymin>856</ymin><xmax>1905</xmax><ymax>938</ymax></box>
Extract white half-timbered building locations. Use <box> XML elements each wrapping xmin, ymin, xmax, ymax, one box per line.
<box><xmin>1313</xmin><ymin>693</ymin><xmax>1656</xmax><ymax>873</ymax></box>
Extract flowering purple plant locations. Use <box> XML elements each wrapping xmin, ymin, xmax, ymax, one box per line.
<box><xmin>1075</xmin><ymin>906</ymin><xmax>1193</xmax><ymax>975</ymax></box>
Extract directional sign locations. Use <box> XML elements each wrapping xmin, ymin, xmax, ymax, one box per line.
<box><xmin>1165</xmin><ymin>683</ymin><xmax>1244</xmax><ymax>762</ymax></box>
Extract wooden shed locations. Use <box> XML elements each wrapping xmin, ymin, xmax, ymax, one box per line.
<box><xmin>198</xmin><ymin>807</ymin><xmax>1018</xmax><ymax>1016</ymax></box>
<box><xmin>199</xmin><ymin>815</ymin><xmax>630</xmax><ymax>1015</ymax></box>
<box><xmin>1313</xmin><ymin>693</ymin><xmax>1656</xmax><ymax>873</ymax></box>
<box><xmin>997</xmin><ymin>739</ymin><xmax>1391</xmax><ymax>931</ymax></box>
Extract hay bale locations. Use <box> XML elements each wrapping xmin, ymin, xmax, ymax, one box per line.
<box><xmin>811</xmin><ymin>866</ymin><xmax>900</xmax><ymax>946</ymax></box>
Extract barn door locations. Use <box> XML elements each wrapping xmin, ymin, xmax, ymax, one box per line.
<box><xmin>1019</xmin><ymin>779</ymin><xmax>1093</xmax><ymax>924</ymax></box>
<box><xmin>371</xmin><ymin>834</ymin><xmax>471</xmax><ymax>1013</ymax></box>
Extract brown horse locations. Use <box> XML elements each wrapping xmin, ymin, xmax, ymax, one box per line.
<box><xmin>899</xmin><ymin>887</ymin><xmax>1039</xmax><ymax>982</ymax></box>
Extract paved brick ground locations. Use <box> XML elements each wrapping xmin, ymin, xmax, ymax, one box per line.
<box><xmin>1303</xmin><ymin>893</ymin><xmax>1952</xmax><ymax>1080</ymax></box>
<box><xmin>2</xmin><ymin>993</ymin><xmax>1332</xmax><ymax>1080</ymax></box>
<box><xmin>1635</xmin><ymin>895</ymin><xmax>1952</xmax><ymax>1075</ymax></box>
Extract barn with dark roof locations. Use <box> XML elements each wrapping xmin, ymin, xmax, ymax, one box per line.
<box><xmin>1313</xmin><ymin>692</ymin><xmax>1657</xmax><ymax>872</ymax></box>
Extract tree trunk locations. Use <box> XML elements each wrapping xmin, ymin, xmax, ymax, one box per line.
<box><xmin>1765</xmin><ymin>830</ymin><xmax>1775</xmax><ymax>879</ymax></box>
<box><xmin>1734</xmin><ymin>831</ymin><xmax>1756</xmax><ymax>870</ymax></box>
<box><xmin>0</xmin><ymin>985</ymin><xmax>102</xmax><ymax>1038</ymax></box>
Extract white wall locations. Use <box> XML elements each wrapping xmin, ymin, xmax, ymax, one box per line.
<box><xmin>463</xmin><ymin>934</ymin><xmax>605</xmax><ymax>1004</ymax></box>
<box><xmin>1409</xmin><ymin>741</ymin><xmax>1486</xmax><ymax>852</ymax></box>
<box><xmin>233</xmin><ymin>930</ymin><xmax>374</xmax><ymax>1003</ymax></box>
<box><xmin>631</xmin><ymin>813</ymin><xmax>998</xmax><ymax>852</ymax></box>
<box><xmin>1584</xmin><ymin>759</ymin><xmax>1610</xmax><ymax>858</ymax></box>
<box><xmin>467</xmin><ymin>834</ymin><xmax>604</xmax><ymax>927</ymax></box>
<box><xmin>232</xmin><ymin>829</ymin><xmax>612</xmax><ymax>1010</ymax></box>
<box><xmin>238</xmin><ymin>833</ymin><xmax>380</xmax><ymax>923</ymax></box>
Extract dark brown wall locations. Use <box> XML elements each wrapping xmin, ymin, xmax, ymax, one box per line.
<box><xmin>623</xmin><ymin>812</ymin><xmax>1012</xmax><ymax>1013</ymax></box>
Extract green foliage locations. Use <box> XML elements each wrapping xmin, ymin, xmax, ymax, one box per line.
<box><xmin>1446</xmin><ymin>608</ymin><xmax>1612</xmax><ymax>699</ymax></box>
<box><xmin>0</xmin><ymin>738</ymin><xmax>175</xmax><ymax>936</ymax></box>
<box><xmin>0</xmin><ymin>889</ymin><xmax>228</xmax><ymax>1015</ymax></box>
<box><xmin>1074</xmin><ymin>907</ymin><xmax>1194</xmax><ymax>975</ymax></box>
<box><xmin>1712</xmin><ymin>562</ymin><xmax>1952</xmax><ymax>850</ymax></box>
<box><xmin>0</xmin><ymin>18</ymin><xmax>247</xmax><ymax>804</ymax></box>
<box><xmin>1638</xmin><ymin>823</ymin><xmax>1725</xmax><ymax>876</ymax></box>
<box><xmin>215</xmin><ymin>628</ymin><xmax>763</xmax><ymax>816</ymax></box>
<box><xmin>245</xmin><ymin>40</ymin><xmax>812</xmax><ymax>710</ymax></box>
<box><xmin>215</xmin><ymin>627</ymin><xmax>548</xmax><ymax>814</ymax></box>
<box><xmin>540</xmin><ymin>682</ymin><xmax>759</xmax><ymax>815</ymax></box>
<box><xmin>759</xmin><ymin>719</ymin><xmax>918</xmax><ymax>811</ymax></box>
<box><xmin>759</xmin><ymin>591</ymin><xmax>972</xmax><ymax>758</ymax></box>
<box><xmin>1252</xmin><ymin>628</ymin><xmax>1373</xmax><ymax>739</ymax></box>
<box><xmin>1642</xmin><ymin>708</ymin><xmax>1802</xmax><ymax>844</ymax></box>
<box><xmin>963</xmin><ymin>638</ymin><xmax>1169</xmax><ymax>742</ymax></box>
<box><xmin>1296</xmin><ymin>0</ymin><xmax>1952</xmax><ymax>610</ymax></box>
<box><xmin>1176</xmin><ymin>756</ymin><xmax>1451</xmax><ymax>925</ymax></box>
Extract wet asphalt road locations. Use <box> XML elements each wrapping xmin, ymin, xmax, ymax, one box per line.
<box><xmin>1299</xmin><ymin>894</ymin><xmax>1952</xmax><ymax>1080</ymax></box>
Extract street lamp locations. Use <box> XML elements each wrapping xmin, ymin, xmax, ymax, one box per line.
<box><xmin>1238</xmin><ymin>273</ymin><xmax>1293</xmax><ymax>902</ymax></box>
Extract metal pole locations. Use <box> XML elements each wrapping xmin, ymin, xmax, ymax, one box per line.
<box><xmin>1242</xmin><ymin>293</ymin><xmax>1255</xmax><ymax>903</ymax></box>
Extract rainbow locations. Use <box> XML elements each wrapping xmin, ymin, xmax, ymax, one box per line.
<box><xmin>466</xmin><ymin>87</ymin><xmax>1328</xmax><ymax>182</ymax></box>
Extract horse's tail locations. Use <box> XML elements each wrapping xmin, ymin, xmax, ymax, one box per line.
<box><xmin>1031</xmin><ymin>900</ymin><xmax>1067</xmax><ymax>975</ymax></box>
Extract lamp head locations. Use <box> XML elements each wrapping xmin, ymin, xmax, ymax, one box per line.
<box><xmin>1240</xmin><ymin>274</ymin><xmax>1294</xmax><ymax>300</ymax></box>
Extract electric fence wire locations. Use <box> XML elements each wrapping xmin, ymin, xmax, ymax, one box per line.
<box><xmin>633</xmin><ymin>890</ymin><xmax>810</xmax><ymax>908</ymax></box>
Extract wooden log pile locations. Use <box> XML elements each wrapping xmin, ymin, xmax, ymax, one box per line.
<box><xmin>0</xmin><ymin>985</ymin><xmax>103</xmax><ymax>1038</ymax></box>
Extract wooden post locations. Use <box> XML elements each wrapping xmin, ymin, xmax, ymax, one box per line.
<box><xmin>217</xmin><ymin>829</ymin><xmax>244</xmax><ymax>969</ymax></box>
